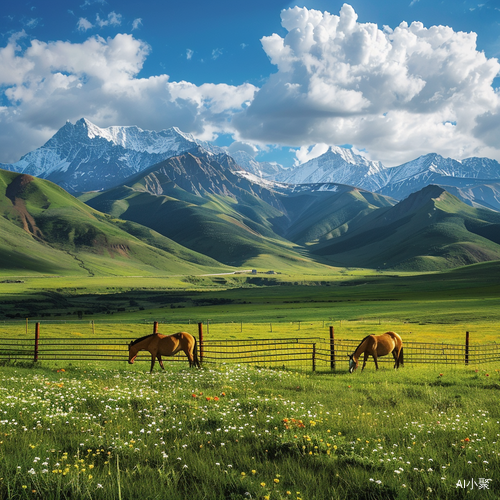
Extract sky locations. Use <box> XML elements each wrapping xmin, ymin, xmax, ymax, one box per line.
<box><xmin>1</xmin><ymin>0</ymin><xmax>500</xmax><ymax>168</ymax></box>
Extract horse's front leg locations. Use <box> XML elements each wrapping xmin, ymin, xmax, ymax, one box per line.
<box><xmin>157</xmin><ymin>355</ymin><xmax>165</xmax><ymax>370</ymax></box>
<box><xmin>373</xmin><ymin>354</ymin><xmax>379</xmax><ymax>370</ymax></box>
<box><xmin>362</xmin><ymin>353</ymin><xmax>369</xmax><ymax>371</ymax></box>
<box><xmin>150</xmin><ymin>354</ymin><xmax>156</xmax><ymax>374</ymax></box>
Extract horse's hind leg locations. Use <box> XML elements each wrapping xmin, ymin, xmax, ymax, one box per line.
<box><xmin>150</xmin><ymin>354</ymin><xmax>156</xmax><ymax>374</ymax></box>
<box><xmin>184</xmin><ymin>348</ymin><xmax>195</xmax><ymax>368</ymax></box>
<box><xmin>392</xmin><ymin>351</ymin><xmax>398</xmax><ymax>369</ymax></box>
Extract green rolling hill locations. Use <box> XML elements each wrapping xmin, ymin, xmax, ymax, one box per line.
<box><xmin>82</xmin><ymin>151</ymin><xmax>396</xmax><ymax>270</ymax></box>
<box><xmin>3</xmin><ymin>150</ymin><xmax>500</xmax><ymax>276</ymax></box>
<box><xmin>313</xmin><ymin>185</ymin><xmax>500</xmax><ymax>270</ymax></box>
<box><xmin>81</xmin><ymin>151</ymin><xmax>500</xmax><ymax>272</ymax></box>
<box><xmin>0</xmin><ymin>169</ymin><xmax>228</xmax><ymax>276</ymax></box>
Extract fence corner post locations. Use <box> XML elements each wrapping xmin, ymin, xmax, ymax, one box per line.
<box><xmin>198</xmin><ymin>322</ymin><xmax>204</xmax><ymax>364</ymax></box>
<box><xmin>329</xmin><ymin>326</ymin><xmax>335</xmax><ymax>371</ymax></box>
<box><xmin>34</xmin><ymin>322</ymin><xmax>40</xmax><ymax>362</ymax></box>
<box><xmin>465</xmin><ymin>331</ymin><xmax>469</xmax><ymax>365</ymax></box>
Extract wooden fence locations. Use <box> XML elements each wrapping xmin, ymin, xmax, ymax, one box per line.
<box><xmin>0</xmin><ymin>322</ymin><xmax>499</xmax><ymax>370</ymax></box>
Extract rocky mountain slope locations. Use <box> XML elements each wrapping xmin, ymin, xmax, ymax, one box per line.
<box><xmin>0</xmin><ymin>168</ymin><xmax>225</xmax><ymax>276</ymax></box>
<box><xmin>1</xmin><ymin>118</ymin><xmax>224</xmax><ymax>194</ymax></box>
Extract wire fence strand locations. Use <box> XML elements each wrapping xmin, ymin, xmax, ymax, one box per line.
<box><xmin>1</xmin><ymin>334</ymin><xmax>499</xmax><ymax>370</ymax></box>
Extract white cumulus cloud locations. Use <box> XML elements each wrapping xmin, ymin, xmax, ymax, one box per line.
<box><xmin>0</xmin><ymin>32</ymin><xmax>257</xmax><ymax>163</ymax></box>
<box><xmin>2</xmin><ymin>4</ymin><xmax>500</xmax><ymax>167</ymax></box>
<box><xmin>234</xmin><ymin>3</ymin><xmax>500</xmax><ymax>165</ymax></box>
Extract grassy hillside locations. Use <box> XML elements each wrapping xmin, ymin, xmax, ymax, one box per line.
<box><xmin>314</xmin><ymin>186</ymin><xmax>500</xmax><ymax>270</ymax></box>
<box><xmin>0</xmin><ymin>169</ymin><xmax>227</xmax><ymax>276</ymax></box>
<box><xmin>81</xmin><ymin>154</ymin><xmax>395</xmax><ymax>271</ymax></box>
<box><xmin>279</xmin><ymin>187</ymin><xmax>395</xmax><ymax>245</ymax></box>
<box><xmin>82</xmin><ymin>172</ymin><xmax>333</xmax><ymax>272</ymax></box>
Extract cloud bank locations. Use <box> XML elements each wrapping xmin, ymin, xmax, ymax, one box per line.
<box><xmin>1</xmin><ymin>3</ymin><xmax>500</xmax><ymax>166</ymax></box>
<box><xmin>234</xmin><ymin>4</ymin><xmax>500</xmax><ymax>165</ymax></box>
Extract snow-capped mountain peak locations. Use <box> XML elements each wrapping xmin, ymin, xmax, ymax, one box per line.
<box><xmin>276</xmin><ymin>146</ymin><xmax>389</xmax><ymax>192</ymax></box>
<box><xmin>4</xmin><ymin>118</ymin><xmax>224</xmax><ymax>193</ymax></box>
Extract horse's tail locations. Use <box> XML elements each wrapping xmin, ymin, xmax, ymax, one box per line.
<box><xmin>399</xmin><ymin>347</ymin><xmax>404</xmax><ymax>367</ymax></box>
<box><xmin>193</xmin><ymin>336</ymin><xmax>201</xmax><ymax>368</ymax></box>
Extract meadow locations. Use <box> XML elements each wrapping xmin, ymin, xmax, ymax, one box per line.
<box><xmin>0</xmin><ymin>361</ymin><xmax>498</xmax><ymax>500</ymax></box>
<box><xmin>1</xmin><ymin>261</ymin><xmax>499</xmax><ymax>499</ymax></box>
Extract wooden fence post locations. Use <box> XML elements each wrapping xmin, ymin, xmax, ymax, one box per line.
<box><xmin>34</xmin><ymin>322</ymin><xmax>40</xmax><ymax>362</ymax></box>
<box><xmin>465</xmin><ymin>331</ymin><xmax>469</xmax><ymax>365</ymax></box>
<box><xmin>198</xmin><ymin>322</ymin><xmax>204</xmax><ymax>364</ymax></box>
<box><xmin>330</xmin><ymin>326</ymin><xmax>335</xmax><ymax>370</ymax></box>
<box><xmin>153</xmin><ymin>321</ymin><xmax>158</xmax><ymax>334</ymax></box>
<box><xmin>312</xmin><ymin>343</ymin><xmax>316</xmax><ymax>372</ymax></box>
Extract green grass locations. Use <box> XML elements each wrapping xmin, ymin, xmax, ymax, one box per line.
<box><xmin>1</xmin><ymin>261</ymin><xmax>499</xmax><ymax>344</ymax></box>
<box><xmin>0</xmin><ymin>362</ymin><xmax>498</xmax><ymax>499</ymax></box>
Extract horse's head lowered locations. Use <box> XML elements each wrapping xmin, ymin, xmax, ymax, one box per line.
<box><xmin>348</xmin><ymin>354</ymin><xmax>358</xmax><ymax>373</ymax></box>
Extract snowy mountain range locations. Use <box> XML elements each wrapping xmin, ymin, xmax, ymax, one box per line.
<box><xmin>0</xmin><ymin>118</ymin><xmax>224</xmax><ymax>193</ymax></box>
<box><xmin>276</xmin><ymin>146</ymin><xmax>390</xmax><ymax>193</ymax></box>
<box><xmin>275</xmin><ymin>148</ymin><xmax>500</xmax><ymax>211</ymax></box>
<box><xmin>2</xmin><ymin>118</ymin><xmax>500</xmax><ymax>210</ymax></box>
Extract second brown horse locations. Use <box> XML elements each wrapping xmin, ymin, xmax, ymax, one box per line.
<box><xmin>128</xmin><ymin>332</ymin><xmax>200</xmax><ymax>373</ymax></box>
<box><xmin>348</xmin><ymin>331</ymin><xmax>404</xmax><ymax>373</ymax></box>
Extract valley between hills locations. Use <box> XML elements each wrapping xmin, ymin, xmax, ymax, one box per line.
<box><xmin>1</xmin><ymin>119</ymin><xmax>500</xmax><ymax>329</ymax></box>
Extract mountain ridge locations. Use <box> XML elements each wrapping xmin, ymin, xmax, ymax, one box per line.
<box><xmin>3</xmin><ymin>118</ymin><xmax>500</xmax><ymax>211</ymax></box>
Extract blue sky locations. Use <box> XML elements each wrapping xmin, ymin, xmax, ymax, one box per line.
<box><xmin>1</xmin><ymin>0</ymin><xmax>500</xmax><ymax>167</ymax></box>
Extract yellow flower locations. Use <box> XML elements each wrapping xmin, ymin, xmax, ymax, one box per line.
<box><xmin>260</xmin><ymin>482</ymin><xmax>266</xmax><ymax>487</ymax></box>
<box><xmin>252</xmin><ymin>470</ymin><xmax>257</xmax><ymax>475</ymax></box>
<box><xmin>274</xmin><ymin>478</ymin><xmax>280</xmax><ymax>484</ymax></box>
<box><xmin>241</xmin><ymin>472</ymin><xmax>246</xmax><ymax>477</ymax></box>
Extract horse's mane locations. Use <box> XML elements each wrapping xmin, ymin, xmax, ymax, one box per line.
<box><xmin>353</xmin><ymin>335</ymin><xmax>371</xmax><ymax>354</ymax></box>
<box><xmin>129</xmin><ymin>333</ymin><xmax>156</xmax><ymax>346</ymax></box>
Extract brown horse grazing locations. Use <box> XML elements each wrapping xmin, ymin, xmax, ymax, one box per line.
<box><xmin>128</xmin><ymin>332</ymin><xmax>200</xmax><ymax>373</ymax></box>
<box><xmin>348</xmin><ymin>331</ymin><xmax>404</xmax><ymax>373</ymax></box>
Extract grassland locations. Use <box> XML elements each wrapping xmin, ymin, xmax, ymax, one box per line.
<box><xmin>1</xmin><ymin>257</ymin><xmax>499</xmax><ymax>499</ymax></box>
<box><xmin>0</xmin><ymin>362</ymin><xmax>498</xmax><ymax>500</ymax></box>
<box><xmin>1</xmin><ymin>260</ymin><xmax>499</xmax><ymax>345</ymax></box>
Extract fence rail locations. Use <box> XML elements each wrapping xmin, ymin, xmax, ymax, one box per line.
<box><xmin>0</xmin><ymin>322</ymin><xmax>498</xmax><ymax>370</ymax></box>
